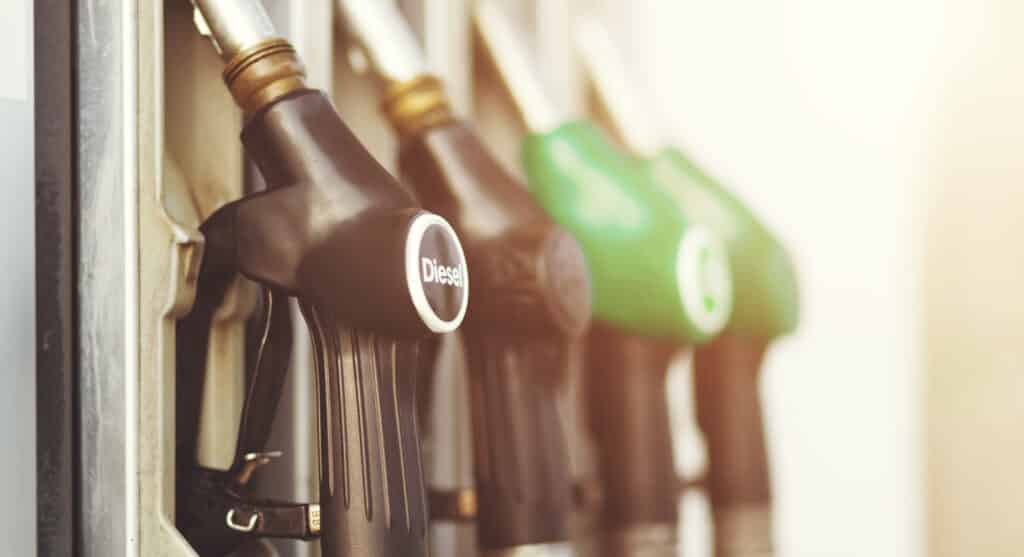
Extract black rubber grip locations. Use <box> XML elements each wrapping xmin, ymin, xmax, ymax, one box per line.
<box><xmin>584</xmin><ymin>321</ymin><xmax>681</xmax><ymax>535</ymax></box>
<box><xmin>305</xmin><ymin>305</ymin><xmax>430</xmax><ymax>557</ymax></box>
<box><xmin>465</xmin><ymin>335</ymin><xmax>574</xmax><ymax>550</ymax></box>
<box><xmin>175</xmin><ymin>286</ymin><xmax>296</xmax><ymax>556</ymax></box>
<box><xmin>234</xmin><ymin>289</ymin><xmax>293</xmax><ymax>466</ymax></box>
<box><xmin>693</xmin><ymin>333</ymin><xmax>773</xmax><ymax>556</ymax></box>
<box><xmin>414</xmin><ymin>337</ymin><xmax>441</xmax><ymax>443</ymax></box>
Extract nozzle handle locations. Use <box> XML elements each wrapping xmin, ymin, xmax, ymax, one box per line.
<box><xmin>584</xmin><ymin>322</ymin><xmax>681</xmax><ymax>543</ymax></box>
<box><xmin>465</xmin><ymin>336</ymin><xmax>575</xmax><ymax>550</ymax></box>
<box><xmin>304</xmin><ymin>305</ymin><xmax>431</xmax><ymax>556</ymax></box>
<box><xmin>693</xmin><ymin>334</ymin><xmax>774</xmax><ymax>556</ymax></box>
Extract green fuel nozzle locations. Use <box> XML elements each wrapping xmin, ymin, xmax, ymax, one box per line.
<box><xmin>642</xmin><ymin>150</ymin><xmax>800</xmax><ymax>338</ymax></box>
<box><xmin>575</xmin><ymin>18</ymin><xmax>801</xmax><ymax>556</ymax></box>
<box><xmin>575</xmin><ymin>18</ymin><xmax>799</xmax><ymax>339</ymax></box>
<box><xmin>475</xmin><ymin>2</ymin><xmax>734</xmax><ymax>345</ymax></box>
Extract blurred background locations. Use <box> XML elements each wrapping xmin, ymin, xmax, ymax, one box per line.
<box><xmin>356</xmin><ymin>0</ymin><xmax>1024</xmax><ymax>554</ymax></box>
<box><xmin>621</xmin><ymin>1</ymin><xmax>1023</xmax><ymax>555</ymax></box>
<box><xmin>467</xmin><ymin>0</ymin><xmax>1022</xmax><ymax>554</ymax></box>
<box><xmin>5</xmin><ymin>1</ymin><xmax>1024</xmax><ymax>556</ymax></box>
<box><xmin>617</xmin><ymin>1</ymin><xmax>1024</xmax><ymax>555</ymax></box>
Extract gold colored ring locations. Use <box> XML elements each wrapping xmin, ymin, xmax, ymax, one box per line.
<box><xmin>382</xmin><ymin>75</ymin><xmax>455</xmax><ymax>138</ymax></box>
<box><xmin>222</xmin><ymin>38</ymin><xmax>307</xmax><ymax>113</ymax></box>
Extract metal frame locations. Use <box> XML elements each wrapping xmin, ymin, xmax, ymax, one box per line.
<box><xmin>76</xmin><ymin>0</ymin><xmax>138</xmax><ymax>554</ymax></box>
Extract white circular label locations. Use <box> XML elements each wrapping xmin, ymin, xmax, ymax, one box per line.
<box><xmin>404</xmin><ymin>213</ymin><xmax>469</xmax><ymax>333</ymax></box>
<box><xmin>676</xmin><ymin>225</ymin><xmax>733</xmax><ymax>336</ymax></box>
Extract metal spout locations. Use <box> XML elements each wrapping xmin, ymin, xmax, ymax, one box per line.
<box><xmin>575</xmin><ymin>18</ymin><xmax>663</xmax><ymax>157</ymax></box>
<box><xmin>474</xmin><ymin>1</ymin><xmax>562</xmax><ymax>134</ymax></box>
<box><xmin>334</xmin><ymin>0</ymin><xmax>428</xmax><ymax>84</ymax></box>
<box><xmin>190</xmin><ymin>0</ymin><xmax>278</xmax><ymax>61</ymax></box>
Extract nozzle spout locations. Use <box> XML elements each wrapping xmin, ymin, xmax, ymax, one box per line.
<box><xmin>334</xmin><ymin>0</ymin><xmax>428</xmax><ymax>84</ymax></box>
<box><xmin>191</xmin><ymin>0</ymin><xmax>278</xmax><ymax>61</ymax></box>
<box><xmin>575</xmin><ymin>18</ymin><xmax>663</xmax><ymax>157</ymax></box>
<box><xmin>474</xmin><ymin>1</ymin><xmax>562</xmax><ymax>134</ymax></box>
<box><xmin>189</xmin><ymin>0</ymin><xmax>307</xmax><ymax>113</ymax></box>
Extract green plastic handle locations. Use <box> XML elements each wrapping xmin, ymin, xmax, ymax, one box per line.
<box><xmin>641</xmin><ymin>148</ymin><xmax>800</xmax><ymax>339</ymax></box>
<box><xmin>521</xmin><ymin>121</ymin><xmax>733</xmax><ymax>343</ymax></box>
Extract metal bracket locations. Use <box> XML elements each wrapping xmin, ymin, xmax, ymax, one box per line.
<box><xmin>234</xmin><ymin>450</ymin><xmax>284</xmax><ymax>486</ymax></box>
<box><xmin>226</xmin><ymin>509</ymin><xmax>260</xmax><ymax>533</ymax></box>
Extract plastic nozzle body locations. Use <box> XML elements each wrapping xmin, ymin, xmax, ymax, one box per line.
<box><xmin>642</xmin><ymin>149</ymin><xmax>799</xmax><ymax>339</ymax></box>
<box><xmin>399</xmin><ymin>121</ymin><xmax>590</xmax><ymax>551</ymax></box>
<box><xmin>522</xmin><ymin>121</ymin><xmax>733</xmax><ymax>343</ymax></box>
<box><xmin>572</xmin><ymin>16</ymin><xmax>799</xmax><ymax>339</ymax></box>
<box><xmin>177</xmin><ymin>90</ymin><xmax>467</xmax><ymax>557</ymax></box>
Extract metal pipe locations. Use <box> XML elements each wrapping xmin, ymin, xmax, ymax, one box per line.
<box><xmin>191</xmin><ymin>0</ymin><xmax>278</xmax><ymax>61</ymax></box>
<box><xmin>334</xmin><ymin>0</ymin><xmax>427</xmax><ymax>84</ymax></box>
<box><xmin>574</xmin><ymin>19</ymin><xmax>663</xmax><ymax>157</ymax></box>
<box><xmin>474</xmin><ymin>1</ymin><xmax>562</xmax><ymax>133</ymax></box>
<box><xmin>188</xmin><ymin>0</ymin><xmax>307</xmax><ymax>114</ymax></box>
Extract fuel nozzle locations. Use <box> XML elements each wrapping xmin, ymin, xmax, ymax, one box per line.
<box><xmin>335</xmin><ymin>1</ymin><xmax>592</xmax><ymax>554</ymax></box>
<box><xmin>176</xmin><ymin>2</ymin><xmax>469</xmax><ymax>556</ymax></box>
<box><xmin>575</xmin><ymin>17</ymin><xmax>801</xmax><ymax>557</ymax></box>
<box><xmin>475</xmin><ymin>1</ymin><xmax>733</xmax><ymax>344</ymax></box>
<box><xmin>575</xmin><ymin>17</ymin><xmax>799</xmax><ymax>341</ymax></box>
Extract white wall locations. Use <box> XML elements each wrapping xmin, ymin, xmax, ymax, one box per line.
<box><xmin>924</xmin><ymin>2</ymin><xmax>1024</xmax><ymax>555</ymax></box>
<box><xmin>590</xmin><ymin>0</ymin><xmax>980</xmax><ymax>554</ymax></box>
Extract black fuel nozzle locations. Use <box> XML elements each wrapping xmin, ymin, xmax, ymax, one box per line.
<box><xmin>334</xmin><ymin>1</ymin><xmax>593</xmax><ymax>552</ymax></box>
<box><xmin>399</xmin><ymin>122</ymin><xmax>590</xmax><ymax>553</ymax></box>
<box><xmin>177</xmin><ymin>87</ymin><xmax>468</xmax><ymax>557</ymax></box>
<box><xmin>176</xmin><ymin>3</ymin><xmax>468</xmax><ymax>556</ymax></box>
